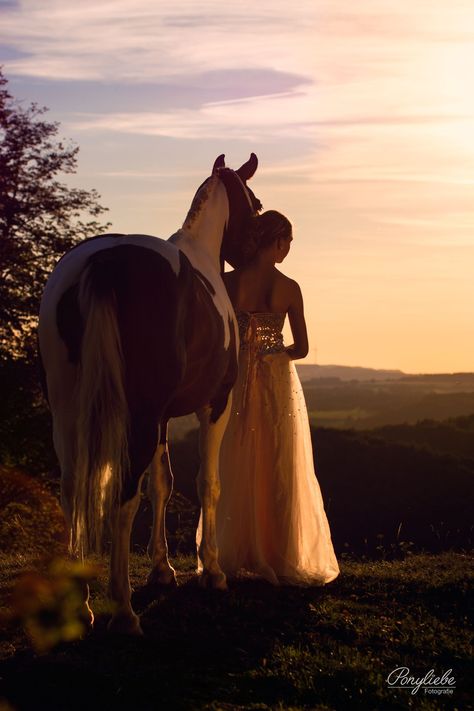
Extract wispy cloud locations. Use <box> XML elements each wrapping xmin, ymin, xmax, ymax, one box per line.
<box><xmin>1</xmin><ymin>0</ymin><xmax>474</xmax><ymax>370</ymax></box>
<box><xmin>67</xmin><ymin>90</ymin><xmax>315</xmax><ymax>141</ymax></box>
<box><xmin>0</xmin><ymin>0</ymin><xmax>316</xmax><ymax>81</ymax></box>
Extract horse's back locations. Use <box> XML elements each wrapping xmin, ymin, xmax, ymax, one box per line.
<box><xmin>40</xmin><ymin>234</ymin><xmax>180</xmax><ymax>320</ymax></box>
<box><xmin>40</xmin><ymin>235</ymin><xmax>178</xmax><ymax>370</ymax></box>
<box><xmin>40</xmin><ymin>233</ymin><xmax>185</xmax><ymax>384</ymax></box>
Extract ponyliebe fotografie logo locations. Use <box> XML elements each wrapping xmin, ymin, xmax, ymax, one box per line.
<box><xmin>386</xmin><ymin>667</ymin><xmax>456</xmax><ymax>696</ymax></box>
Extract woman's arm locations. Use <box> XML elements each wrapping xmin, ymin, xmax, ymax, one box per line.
<box><xmin>286</xmin><ymin>281</ymin><xmax>309</xmax><ymax>360</ymax></box>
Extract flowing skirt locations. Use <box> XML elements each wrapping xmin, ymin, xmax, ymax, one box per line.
<box><xmin>204</xmin><ymin>349</ymin><xmax>339</xmax><ymax>585</ymax></box>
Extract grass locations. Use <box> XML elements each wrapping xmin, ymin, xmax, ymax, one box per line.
<box><xmin>0</xmin><ymin>551</ymin><xmax>472</xmax><ymax>710</ymax></box>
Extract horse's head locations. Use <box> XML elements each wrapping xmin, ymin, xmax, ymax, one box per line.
<box><xmin>181</xmin><ymin>154</ymin><xmax>262</xmax><ymax>271</ymax></box>
<box><xmin>214</xmin><ymin>154</ymin><xmax>263</xmax><ymax>270</ymax></box>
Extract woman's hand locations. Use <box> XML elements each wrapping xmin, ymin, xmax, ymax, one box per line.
<box><xmin>285</xmin><ymin>344</ymin><xmax>306</xmax><ymax>360</ymax></box>
<box><xmin>261</xmin><ymin>350</ymin><xmax>291</xmax><ymax>365</ymax></box>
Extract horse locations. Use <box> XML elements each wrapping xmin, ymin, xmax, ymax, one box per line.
<box><xmin>38</xmin><ymin>153</ymin><xmax>261</xmax><ymax>634</ymax></box>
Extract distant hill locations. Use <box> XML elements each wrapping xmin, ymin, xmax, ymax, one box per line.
<box><xmin>296</xmin><ymin>364</ymin><xmax>406</xmax><ymax>382</ymax></box>
<box><xmin>296</xmin><ymin>364</ymin><xmax>474</xmax><ymax>384</ymax></box>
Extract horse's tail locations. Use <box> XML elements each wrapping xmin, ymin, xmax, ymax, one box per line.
<box><xmin>72</xmin><ymin>259</ymin><xmax>129</xmax><ymax>556</ymax></box>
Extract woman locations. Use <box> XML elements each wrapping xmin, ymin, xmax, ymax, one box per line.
<box><xmin>215</xmin><ymin>210</ymin><xmax>340</xmax><ymax>585</ymax></box>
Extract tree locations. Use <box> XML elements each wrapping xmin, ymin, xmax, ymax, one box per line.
<box><xmin>0</xmin><ymin>69</ymin><xmax>111</xmax><ymax>361</ymax></box>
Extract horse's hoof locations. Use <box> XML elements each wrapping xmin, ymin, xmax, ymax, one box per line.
<box><xmin>199</xmin><ymin>570</ymin><xmax>228</xmax><ymax>591</ymax></box>
<box><xmin>146</xmin><ymin>566</ymin><xmax>177</xmax><ymax>588</ymax></box>
<box><xmin>107</xmin><ymin>611</ymin><xmax>143</xmax><ymax>636</ymax></box>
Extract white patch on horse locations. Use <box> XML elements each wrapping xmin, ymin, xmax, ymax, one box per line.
<box><xmin>169</xmin><ymin>179</ymin><xmax>235</xmax><ymax>349</ymax></box>
<box><xmin>171</xmin><ymin>234</ymin><xmax>235</xmax><ymax>349</ymax></box>
<box><xmin>41</xmin><ymin>234</ymin><xmax>179</xmax><ymax>318</ymax></box>
<box><xmin>39</xmin><ymin>234</ymin><xmax>181</xmax><ymax>386</ymax></box>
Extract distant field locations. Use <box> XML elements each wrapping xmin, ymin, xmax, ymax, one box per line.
<box><xmin>308</xmin><ymin>408</ymin><xmax>372</xmax><ymax>427</ymax></box>
<box><xmin>170</xmin><ymin>373</ymin><xmax>474</xmax><ymax>436</ymax></box>
<box><xmin>303</xmin><ymin>376</ymin><xmax>474</xmax><ymax>429</ymax></box>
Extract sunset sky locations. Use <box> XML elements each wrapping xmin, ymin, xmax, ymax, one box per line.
<box><xmin>1</xmin><ymin>0</ymin><xmax>473</xmax><ymax>373</ymax></box>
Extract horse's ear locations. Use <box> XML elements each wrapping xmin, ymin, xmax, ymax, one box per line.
<box><xmin>212</xmin><ymin>154</ymin><xmax>226</xmax><ymax>174</ymax></box>
<box><xmin>236</xmin><ymin>153</ymin><xmax>258</xmax><ymax>182</ymax></box>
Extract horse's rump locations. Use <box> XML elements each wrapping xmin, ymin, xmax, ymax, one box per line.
<box><xmin>65</xmin><ymin>244</ymin><xmax>186</xmax><ymax>552</ymax></box>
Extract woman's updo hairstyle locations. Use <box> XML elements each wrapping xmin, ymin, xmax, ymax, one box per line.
<box><xmin>233</xmin><ymin>210</ymin><xmax>292</xmax><ymax>268</ymax></box>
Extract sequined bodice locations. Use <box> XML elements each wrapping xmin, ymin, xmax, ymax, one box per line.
<box><xmin>236</xmin><ymin>311</ymin><xmax>286</xmax><ymax>355</ymax></box>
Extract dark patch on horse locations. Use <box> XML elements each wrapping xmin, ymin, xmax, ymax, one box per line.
<box><xmin>218</xmin><ymin>169</ymin><xmax>261</xmax><ymax>268</ymax></box>
<box><xmin>246</xmin><ymin>184</ymin><xmax>263</xmax><ymax>213</ymax></box>
<box><xmin>83</xmin><ymin>244</ymin><xmax>187</xmax><ymax>502</ymax></box>
<box><xmin>162</xmin><ymin>252</ymin><xmax>234</xmax><ymax>420</ymax></box>
<box><xmin>220</xmin><ymin>167</ymin><xmax>261</xmax><ymax>213</ymax></box>
<box><xmin>194</xmin><ymin>269</ymin><xmax>216</xmax><ymax>295</ymax></box>
<box><xmin>56</xmin><ymin>283</ymin><xmax>83</xmax><ymax>363</ymax></box>
<box><xmin>159</xmin><ymin>419</ymin><xmax>169</xmax><ymax>446</ymax></box>
<box><xmin>209</xmin><ymin>315</ymin><xmax>238</xmax><ymax>423</ymax></box>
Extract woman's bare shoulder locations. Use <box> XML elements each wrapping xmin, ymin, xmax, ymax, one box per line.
<box><xmin>274</xmin><ymin>269</ymin><xmax>301</xmax><ymax>295</ymax></box>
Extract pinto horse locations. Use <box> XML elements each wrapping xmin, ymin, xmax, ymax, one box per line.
<box><xmin>38</xmin><ymin>154</ymin><xmax>261</xmax><ymax>634</ymax></box>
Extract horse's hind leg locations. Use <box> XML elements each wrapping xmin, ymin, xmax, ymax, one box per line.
<box><xmin>146</xmin><ymin>421</ymin><xmax>177</xmax><ymax>588</ymax></box>
<box><xmin>108</xmin><ymin>476</ymin><xmax>144</xmax><ymax>635</ymax></box>
<box><xmin>52</xmin><ymin>402</ymin><xmax>94</xmax><ymax>628</ymax></box>
<box><xmin>196</xmin><ymin>396</ymin><xmax>232</xmax><ymax>590</ymax></box>
<box><xmin>46</xmin><ymin>356</ymin><xmax>95</xmax><ymax>627</ymax></box>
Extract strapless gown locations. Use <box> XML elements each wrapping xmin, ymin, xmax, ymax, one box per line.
<box><xmin>204</xmin><ymin>310</ymin><xmax>340</xmax><ymax>585</ymax></box>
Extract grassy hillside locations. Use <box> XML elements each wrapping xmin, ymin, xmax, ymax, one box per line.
<box><xmin>0</xmin><ymin>551</ymin><xmax>472</xmax><ymax>710</ymax></box>
<box><xmin>1</xmin><ymin>388</ymin><xmax>472</xmax><ymax>709</ymax></box>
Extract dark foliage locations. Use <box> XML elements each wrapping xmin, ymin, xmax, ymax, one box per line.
<box><xmin>0</xmin><ymin>68</ymin><xmax>110</xmax><ymax>360</ymax></box>
<box><xmin>312</xmin><ymin>427</ymin><xmax>474</xmax><ymax>557</ymax></box>
<box><xmin>370</xmin><ymin>414</ymin><xmax>474</xmax><ymax>459</ymax></box>
<box><xmin>0</xmin><ymin>358</ymin><xmax>56</xmax><ymax>478</ymax></box>
<box><xmin>0</xmin><ymin>69</ymin><xmax>111</xmax><ymax>496</ymax></box>
<box><xmin>0</xmin><ymin>465</ymin><xmax>67</xmax><ymax>554</ymax></box>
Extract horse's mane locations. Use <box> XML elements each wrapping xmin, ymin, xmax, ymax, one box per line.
<box><xmin>183</xmin><ymin>177</ymin><xmax>214</xmax><ymax>229</ymax></box>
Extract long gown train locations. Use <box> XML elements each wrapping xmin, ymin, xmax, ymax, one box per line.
<box><xmin>198</xmin><ymin>311</ymin><xmax>339</xmax><ymax>585</ymax></box>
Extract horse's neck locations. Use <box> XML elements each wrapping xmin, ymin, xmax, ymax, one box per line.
<box><xmin>169</xmin><ymin>178</ymin><xmax>228</xmax><ymax>273</ymax></box>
